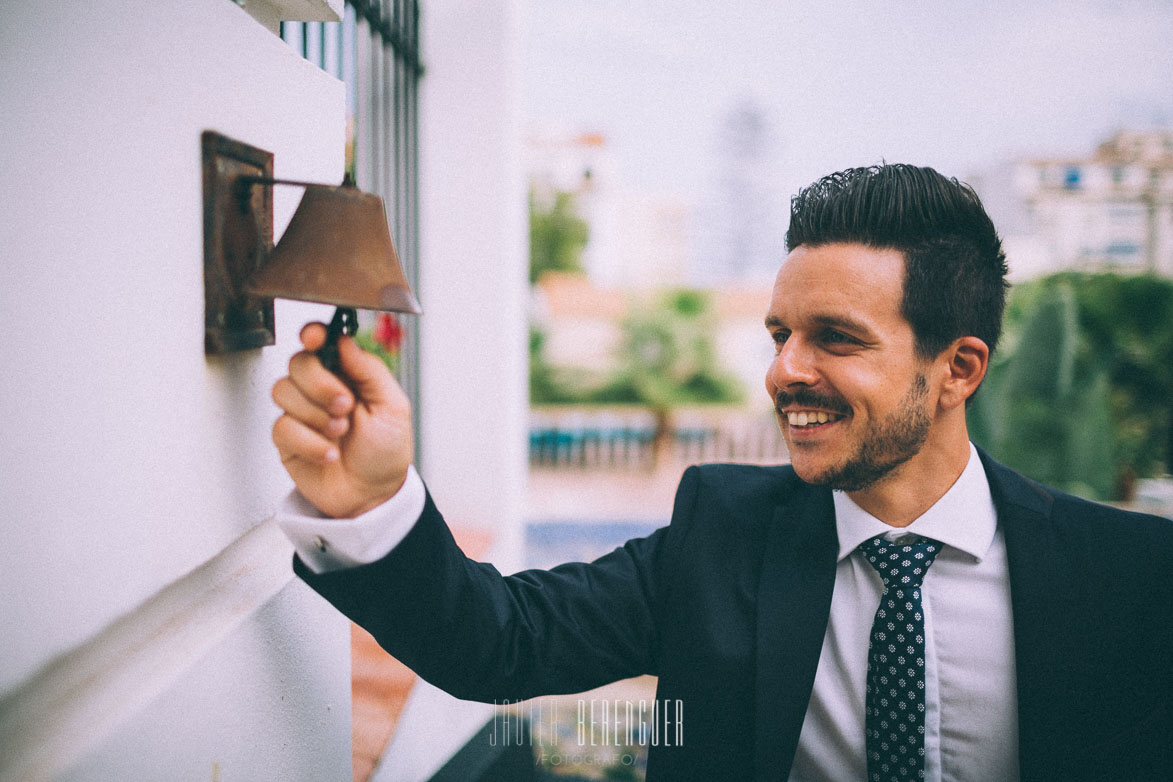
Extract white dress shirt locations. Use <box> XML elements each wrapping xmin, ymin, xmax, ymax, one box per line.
<box><xmin>277</xmin><ymin>464</ymin><xmax>426</xmax><ymax>574</ymax></box>
<box><xmin>277</xmin><ymin>444</ymin><xmax>1020</xmax><ymax>780</ymax></box>
<box><xmin>789</xmin><ymin>443</ymin><xmax>1020</xmax><ymax>781</ymax></box>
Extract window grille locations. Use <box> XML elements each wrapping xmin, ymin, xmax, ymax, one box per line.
<box><xmin>282</xmin><ymin>1</ymin><xmax>423</xmax><ymax>457</ymax></box>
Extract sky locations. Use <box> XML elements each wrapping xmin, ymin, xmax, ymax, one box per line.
<box><xmin>524</xmin><ymin>0</ymin><xmax>1173</xmax><ymax>208</ymax></box>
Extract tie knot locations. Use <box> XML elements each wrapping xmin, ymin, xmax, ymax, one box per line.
<box><xmin>858</xmin><ymin>535</ymin><xmax>941</xmax><ymax>591</ymax></box>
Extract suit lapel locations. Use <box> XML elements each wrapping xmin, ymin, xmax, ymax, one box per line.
<box><xmin>754</xmin><ymin>481</ymin><xmax>838</xmax><ymax>781</ymax></box>
<box><xmin>981</xmin><ymin>452</ymin><xmax>1084</xmax><ymax>781</ymax></box>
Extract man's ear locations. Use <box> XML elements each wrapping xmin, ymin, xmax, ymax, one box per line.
<box><xmin>938</xmin><ymin>336</ymin><xmax>989</xmax><ymax>410</ymax></box>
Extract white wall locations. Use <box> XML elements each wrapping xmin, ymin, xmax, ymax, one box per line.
<box><xmin>0</xmin><ymin>1</ymin><xmax>351</xmax><ymax>779</ymax></box>
<box><xmin>417</xmin><ymin>0</ymin><xmax>529</xmax><ymax>562</ymax></box>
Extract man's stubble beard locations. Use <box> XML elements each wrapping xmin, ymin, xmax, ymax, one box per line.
<box><xmin>805</xmin><ymin>373</ymin><xmax>932</xmax><ymax>493</ymax></box>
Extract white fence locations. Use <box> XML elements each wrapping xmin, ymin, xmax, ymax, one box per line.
<box><xmin>530</xmin><ymin>406</ymin><xmax>789</xmax><ymax>469</ymax></box>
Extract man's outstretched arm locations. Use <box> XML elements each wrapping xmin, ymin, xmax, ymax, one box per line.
<box><xmin>292</xmin><ymin>488</ymin><xmax>666</xmax><ymax>701</ymax></box>
<box><xmin>269</xmin><ymin>326</ymin><xmax>665</xmax><ymax>699</ymax></box>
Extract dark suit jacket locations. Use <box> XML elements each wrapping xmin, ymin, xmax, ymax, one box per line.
<box><xmin>296</xmin><ymin>450</ymin><xmax>1173</xmax><ymax>781</ymax></box>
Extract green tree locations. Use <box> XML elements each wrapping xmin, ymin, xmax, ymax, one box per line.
<box><xmin>1062</xmin><ymin>273</ymin><xmax>1173</xmax><ymax>488</ymax></box>
<box><xmin>969</xmin><ymin>272</ymin><xmax>1173</xmax><ymax>500</ymax></box>
<box><xmin>529</xmin><ymin>188</ymin><xmax>589</xmax><ymax>283</ymax></box>
<box><xmin>592</xmin><ymin>290</ymin><xmax>743</xmax><ymax>465</ymax></box>
<box><xmin>529</xmin><ymin>326</ymin><xmax>592</xmax><ymax>405</ymax></box>
<box><xmin>529</xmin><ymin>290</ymin><xmax>744</xmax><ymax>466</ymax></box>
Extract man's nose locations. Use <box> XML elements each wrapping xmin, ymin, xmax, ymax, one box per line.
<box><xmin>766</xmin><ymin>337</ymin><xmax>819</xmax><ymax>392</ymax></box>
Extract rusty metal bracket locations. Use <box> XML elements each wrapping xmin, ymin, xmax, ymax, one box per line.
<box><xmin>201</xmin><ymin>131</ymin><xmax>276</xmax><ymax>354</ymax></box>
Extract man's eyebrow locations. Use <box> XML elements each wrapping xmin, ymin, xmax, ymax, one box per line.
<box><xmin>764</xmin><ymin>313</ymin><xmax>878</xmax><ymax>338</ymax></box>
<box><xmin>811</xmin><ymin>313</ymin><xmax>875</xmax><ymax>336</ymax></box>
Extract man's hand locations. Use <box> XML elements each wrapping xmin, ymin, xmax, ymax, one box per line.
<box><xmin>271</xmin><ymin>322</ymin><xmax>414</xmax><ymax>518</ymax></box>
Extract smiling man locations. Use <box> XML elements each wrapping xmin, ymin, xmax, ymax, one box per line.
<box><xmin>272</xmin><ymin>164</ymin><xmax>1172</xmax><ymax>782</ymax></box>
<box><xmin>767</xmin><ymin>244</ymin><xmax>939</xmax><ymax>502</ymax></box>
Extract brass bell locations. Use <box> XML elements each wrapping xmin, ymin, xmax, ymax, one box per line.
<box><xmin>245</xmin><ymin>181</ymin><xmax>421</xmax><ymax>315</ymax></box>
<box><xmin>202</xmin><ymin>131</ymin><xmax>420</xmax><ymax>373</ymax></box>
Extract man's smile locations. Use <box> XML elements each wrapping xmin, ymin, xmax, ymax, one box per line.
<box><xmin>783</xmin><ymin>409</ymin><xmax>847</xmax><ymax>428</ymax></box>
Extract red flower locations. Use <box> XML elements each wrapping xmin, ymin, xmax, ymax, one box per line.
<box><xmin>373</xmin><ymin>313</ymin><xmax>403</xmax><ymax>352</ymax></box>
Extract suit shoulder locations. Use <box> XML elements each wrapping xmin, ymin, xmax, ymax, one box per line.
<box><xmin>1049</xmin><ymin>488</ymin><xmax>1173</xmax><ymax>541</ymax></box>
<box><xmin>680</xmin><ymin>461</ymin><xmax>806</xmax><ymax>507</ymax></box>
<box><xmin>664</xmin><ymin>463</ymin><xmax>812</xmax><ymax>578</ymax></box>
<box><xmin>994</xmin><ymin>463</ymin><xmax>1173</xmax><ymax>561</ymax></box>
<box><xmin>982</xmin><ymin>450</ymin><xmax>1172</xmax><ymax>543</ymax></box>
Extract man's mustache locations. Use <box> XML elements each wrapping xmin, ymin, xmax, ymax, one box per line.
<box><xmin>774</xmin><ymin>388</ymin><xmax>851</xmax><ymax>416</ymax></box>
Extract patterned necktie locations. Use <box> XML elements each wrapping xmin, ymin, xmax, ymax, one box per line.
<box><xmin>858</xmin><ymin>535</ymin><xmax>942</xmax><ymax>782</ymax></box>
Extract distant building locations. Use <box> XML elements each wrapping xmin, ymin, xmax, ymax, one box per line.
<box><xmin>527</xmin><ymin>131</ymin><xmax>614</xmax><ymax>207</ymax></box>
<box><xmin>693</xmin><ymin>101</ymin><xmax>788</xmax><ymax>287</ymax></box>
<box><xmin>1016</xmin><ymin>130</ymin><xmax>1173</xmax><ymax>277</ymax></box>
<box><xmin>527</xmin><ymin>131</ymin><xmax>694</xmax><ymax>288</ymax></box>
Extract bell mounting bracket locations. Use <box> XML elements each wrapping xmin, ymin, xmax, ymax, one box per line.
<box><xmin>202</xmin><ymin>131</ymin><xmax>276</xmax><ymax>354</ymax></box>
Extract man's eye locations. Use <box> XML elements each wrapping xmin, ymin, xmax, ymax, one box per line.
<box><xmin>821</xmin><ymin>330</ymin><xmax>855</xmax><ymax>345</ymax></box>
<box><xmin>772</xmin><ymin>331</ymin><xmax>790</xmax><ymax>346</ymax></box>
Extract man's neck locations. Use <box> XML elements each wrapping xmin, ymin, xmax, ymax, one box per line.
<box><xmin>846</xmin><ymin>436</ymin><xmax>973</xmax><ymax>528</ymax></box>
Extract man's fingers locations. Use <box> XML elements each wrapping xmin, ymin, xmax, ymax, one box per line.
<box><xmin>288</xmin><ymin>349</ymin><xmax>354</xmax><ymax>417</ymax></box>
<box><xmin>272</xmin><ymin>377</ymin><xmax>349</xmax><ymax>438</ymax></box>
<box><xmin>299</xmin><ymin>322</ymin><xmax>328</xmax><ymax>351</ymax></box>
<box><xmin>293</xmin><ymin>322</ymin><xmax>408</xmax><ymax>415</ymax></box>
<box><xmin>337</xmin><ymin>336</ymin><xmax>408</xmax><ymax>409</ymax></box>
<box><xmin>272</xmin><ymin>414</ymin><xmax>340</xmax><ymax>464</ymax></box>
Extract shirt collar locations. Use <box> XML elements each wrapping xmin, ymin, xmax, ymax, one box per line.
<box><xmin>832</xmin><ymin>442</ymin><xmax>998</xmax><ymax>564</ymax></box>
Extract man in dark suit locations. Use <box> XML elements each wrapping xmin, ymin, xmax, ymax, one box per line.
<box><xmin>271</xmin><ymin>165</ymin><xmax>1172</xmax><ymax>781</ymax></box>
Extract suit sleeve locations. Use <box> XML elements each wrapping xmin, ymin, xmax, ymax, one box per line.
<box><xmin>293</xmin><ymin>466</ymin><xmax>703</xmax><ymax>702</ymax></box>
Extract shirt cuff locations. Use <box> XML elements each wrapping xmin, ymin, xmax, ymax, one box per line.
<box><xmin>275</xmin><ymin>465</ymin><xmax>426</xmax><ymax>574</ymax></box>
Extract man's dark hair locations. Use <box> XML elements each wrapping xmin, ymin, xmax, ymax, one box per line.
<box><xmin>785</xmin><ymin>164</ymin><xmax>1009</xmax><ymax>360</ymax></box>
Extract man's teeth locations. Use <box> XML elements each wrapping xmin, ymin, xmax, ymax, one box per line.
<box><xmin>786</xmin><ymin>411</ymin><xmax>841</xmax><ymax>427</ymax></box>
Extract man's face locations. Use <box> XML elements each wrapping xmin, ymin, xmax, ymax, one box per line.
<box><xmin>764</xmin><ymin>242</ymin><xmax>937</xmax><ymax>492</ymax></box>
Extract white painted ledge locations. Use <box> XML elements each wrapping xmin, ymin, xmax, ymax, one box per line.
<box><xmin>0</xmin><ymin>518</ymin><xmax>297</xmax><ymax>782</ymax></box>
<box><xmin>238</xmin><ymin>0</ymin><xmax>343</xmax><ymax>35</ymax></box>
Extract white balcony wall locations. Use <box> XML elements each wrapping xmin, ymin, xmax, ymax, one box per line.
<box><xmin>0</xmin><ymin>1</ymin><xmax>350</xmax><ymax>779</ymax></box>
<box><xmin>417</xmin><ymin>0</ymin><xmax>528</xmax><ymax>565</ymax></box>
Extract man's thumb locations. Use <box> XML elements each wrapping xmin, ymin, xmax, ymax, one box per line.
<box><xmin>336</xmin><ymin>336</ymin><xmax>398</xmax><ymax>406</ymax></box>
